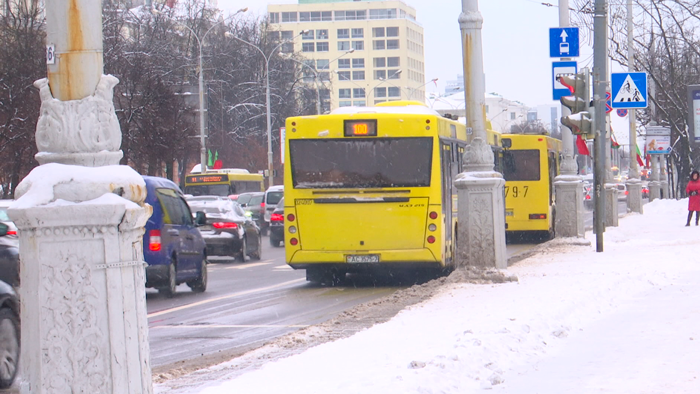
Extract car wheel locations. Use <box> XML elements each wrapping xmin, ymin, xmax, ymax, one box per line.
<box><xmin>270</xmin><ymin>235</ymin><xmax>281</xmax><ymax>248</ymax></box>
<box><xmin>0</xmin><ymin>308</ymin><xmax>19</xmax><ymax>389</ymax></box>
<box><xmin>158</xmin><ymin>257</ymin><xmax>177</xmax><ymax>298</ymax></box>
<box><xmin>249</xmin><ymin>235</ymin><xmax>262</xmax><ymax>260</ymax></box>
<box><xmin>237</xmin><ymin>238</ymin><xmax>247</xmax><ymax>262</ymax></box>
<box><xmin>187</xmin><ymin>258</ymin><xmax>207</xmax><ymax>293</ymax></box>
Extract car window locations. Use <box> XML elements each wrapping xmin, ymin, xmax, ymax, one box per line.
<box><xmin>179</xmin><ymin>198</ymin><xmax>194</xmax><ymax>226</ymax></box>
<box><xmin>232</xmin><ymin>203</ymin><xmax>246</xmax><ymax>217</ymax></box>
<box><xmin>266</xmin><ymin>191</ymin><xmax>284</xmax><ymax>205</ymax></box>
<box><xmin>249</xmin><ymin>195</ymin><xmax>263</xmax><ymax>205</ymax></box>
<box><xmin>0</xmin><ymin>208</ymin><xmax>9</xmax><ymax>221</ymax></box>
<box><xmin>156</xmin><ymin>188</ymin><xmax>189</xmax><ymax>225</ymax></box>
<box><xmin>237</xmin><ymin>194</ymin><xmax>253</xmax><ymax>206</ymax></box>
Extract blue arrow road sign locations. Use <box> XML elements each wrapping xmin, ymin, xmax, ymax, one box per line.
<box><xmin>549</xmin><ymin>27</ymin><xmax>579</xmax><ymax>58</ymax></box>
<box><xmin>611</xmin><ymin>72</ymin><xmax>647</xmax><ymax>108</ymax></box>
<box><xmin>552</xmin><ymin>61</ymin><xmax>577</xmax><ymax>100</ymax></box>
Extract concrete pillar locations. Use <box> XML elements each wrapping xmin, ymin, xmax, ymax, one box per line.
<box><xmin>649</xmin><ymin>155</ymin><xmax>661</xmax><ymax>201</ymax></box>
<box><xmin>605</xmin><ymin>184</ymin><xmax>619</xmax><ymax>226</ymax></box>
<box><xmin>456</xmin><ymin>0</ymin><xmax>507</xmax><ymax>270</ymax></box>
<box><xmin>7</xmin><ymin>1</ymin><xmax>153</xmax><ymax>392</ymax></box>
<box><xmin>555</xmin><ymin>177</ymin><xmax>585</xmax><ymax>237</ymax></box>
<box><xmin>626</xmin><ymin>178</ymin><xmax>643</xmax><ymax>214</ymax></box>
<box><xmin>660</xmin><ymin>154</ymin><xmax>670</xmax><ymax>198</ymax></box>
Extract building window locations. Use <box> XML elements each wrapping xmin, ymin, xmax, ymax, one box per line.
<box><xmin>352</xmin><ymin>41</ymin><xmax>364</xmax><ymax>51</ymax></box>
<box><xmin>353</xmin><ymin>100</ymin><xmax>366</xmax><ymax>107</ymax></box>
<box><xmin>338</xmin><ymin>41</ymin><xmax>350</xmax><ymax>51</ymax></box>
<box><xmin>387</xmin><ymin>39</ymin><xmax>400</xmax><ymax>50</ymax></box>
<box><xmin>510</xmin><ymin>112</ymin><xmax>516</xmax><ymax>120</ymax></box>
<box><xmin>387</xmin><ymin>57</ymin><xmax>400</xmax><ymax>67</ymax></box>
<box><xmin>369</xmin><ymin>9</ymin><xmax>397</xmax><ymax>19</ymax></box>
<box><xmin>269</xmin><ymin>13</ymin><xmax>279</xmax><ymax>24</ymax></box>
<box><xmin>302</xmin><ymin>43</ymin><xmax>315</xmax><ymax>52</ymax></box>
<box><xmin>319</xmin><ymin>72</ymin><xmax>330</xmax><ymax>81</ymax></box>
<box><xmin>336</xmin><ymin>71</ymin><xmax>351</xmax><ymax>80</ymax></box>
<box><xmin>334</xmin><ymin>11</ymin><xmax>346</xmax><ymax>20</ymax></box>
<box><xmin>373</xmin><ymin>40</ymin><xmax>386</xmax><ymax>50</ymax></box>
<box><xmin>352</xmin><ymin>58</ymin><xmax>365</xmax><ymax>68</ymax></box>
<box><xmin>352</xmin><ymin>28</ymin><xmax>364</xmax><ymax>38</ymax></box>
<box><xmin>310</xmin><ymin>11</ymin><xmax>322</xmax><ymax>21</ymax></box>
<box><xmin>281</xmin><ymin>43</ymin><xmax>294</xmax><ymax>53</ymax></box>
<box><xmin>338</xmin><ymin>59</ymin><xmax>350</xmax><ymax>69</ymax></box>
<box><xmin>388</xmin><ymin>87</ymin><xmax>401</xmax><ymax>97</ymax></box>
<box><xmin>485</xmin><ymin>105</ymin><xmax>490</xmax><ymax>113</ymax></box>
<box><xmin>299</xmin><ymin>11</ymin><xmax>310</xmax><ymax>22</ymax></box>
<box><xmin>387</xmin><ymin>27</ymin><xmax>399</xmax><ymax>37</ymax></box>
<box><xmin>374</xmin><ymin>70</ymin><xmax>386</xmax><ymax>80</ymax></box>
<box><xmin>339</xmin><ymin>89</ymin><xmax>352</xmax><ymax>99</ymax></box>
<box><xmin>375</xmin><ymin>87</ymin><xmax>387</xmax><ymax>98</ymax></box>
<box><xmin>316</xmin><ymin>42</ymin><xmax>329</xmax><ymax>52</ymax></box>
<box><xmin>339</xmin><ymin>101</ymin><xmax>352</xmax><ymax>107</ymax></box>
<box><xmin>337</xmin><ymin>29</ymin><xmax>349</xmax><ymax>39</ymax></box>
<box><xmin>352</xmin><ymin>71</ymin><xmax>365</xmax><ymax>80</ymax></box>
<box><xmin>316</xmin><ymin>29</ymin><xmax>329</xmax><ymax>40</ymax></box>
<box><xmin>281</xmin><ymin>12</ymin><xmax>297</xmax><ymax>22</ymax></box>
<box><xmin>388</xmin><ymin>69</ymin><xmax>401</xmax><ymax>79</ymax></box>
<box><xmin>302</xmin><ymin>30</ymin><xmax>314</xmax><ymax>40</ymax></box>
<box><xmin>374</xmin><ymin>57</ymin><xmax>386</xmax><ymax>68</ymax></box>
<box><xmin>372</xmin><ymin>27</ymin><xmax>385</xmax><ymax>38</ymax></box>
<box><xmin>322</xmin><ymin>11</ymin><xmax>332</xmax><ymax>21</ymax></box>
<box><xmin>316</xmin><ymin>59</ymin><xmax>329</xmax><ymax>70</ymax></box>
<box><xmin>268</xmin><ymin>31</ymin><xmax>280</xmax><ymax>40</ymax></box>
<box><xmin>353</xmin><ymin>88</ymin><xmax>366</xmax><ymax>98</ymax></box>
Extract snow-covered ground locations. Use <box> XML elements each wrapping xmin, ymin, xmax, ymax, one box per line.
<box><xmin>157</xmin><ymin>198</ymin><xmax>700</xmax><ymax>394</ymax></box>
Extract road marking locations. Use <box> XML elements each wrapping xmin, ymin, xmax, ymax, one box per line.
<box><xmin>152</xmin><ymin>324</ymin><xmax>309</xmax><ymax>329</ymax></box>
<box><xmin>147</xmin><ymin>278</ymin><xmax>305</xmax><ymax>319</ymax></box>
<box><xmin>274</xmin><ymin>264</ymin><xmax>292</xmax><ymax>270</ymax></box>
<box><xmin>225</xmin><ymin>262</ymin><xmax>270</xmax><ymax>270</ymax></box>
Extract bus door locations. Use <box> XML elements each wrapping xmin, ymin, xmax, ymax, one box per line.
<box><xmin>440</xmin><ymin>141</ymin><xmax>461</xmax><ymax>261</ymax></box>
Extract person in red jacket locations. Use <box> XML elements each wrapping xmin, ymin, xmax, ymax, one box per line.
<box><xmin>686</xmin><ymin>170</ymin><xmax>700</xmax><ymax>226</ymax></box>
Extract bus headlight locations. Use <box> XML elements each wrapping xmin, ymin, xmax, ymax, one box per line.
<box><xmin>288</xmin><ymin>226</ymin><xmax>297</xmax><ymax>234</ymax></box>
<box><xmin>428</xmin><ymin>224</ymin><xmax>437</xmax><ymax>232</ymax></box>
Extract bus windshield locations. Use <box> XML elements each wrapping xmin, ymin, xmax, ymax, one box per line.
<box><xmin>184</xmin><ymin>184</ymin><xmax>230</xmax><ymax>196</ymax></box>
<box><xmin>289</xmin><ymin>137</ymin><xmax>433</xmax><ymax>188</ymax></box>
<box><xmin>502</xmin><ymin>150</ymin><xmax>540</xmax><ymax>181</ymax></box>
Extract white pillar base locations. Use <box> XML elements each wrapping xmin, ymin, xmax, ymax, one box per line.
<box><xmin>554</xmin><ymin>176</ymin><xmax>585</xmax><ymax>238</ymax></box>
<box><xmin>605</xmin><ymin>185</ymin><xmax>619</xmax><ymax>227</ymax></box>
<box><xmin>626</xmin><ymin>179</ymin><xmax>643</xmax><ymax>214</ymax></box>
<box><xmin>455</xmin><ymin>171</ymin><xmax>507</xmax><ymax>270</ymax></box>
<box><xmin>649</xmin><ymin>181</ymin><xmax>661</xmax><ymax>202</ymax></box>
<box><xmin>9</xmin><ymin>165</ymin><xmax>153</xmax><ymax>394</ymax></box>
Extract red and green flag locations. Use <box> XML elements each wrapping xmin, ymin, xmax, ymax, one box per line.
<box><xmin>635</xmin><ymin>144</ymin><xmax>644</xmax><ymax>167</ymax></box>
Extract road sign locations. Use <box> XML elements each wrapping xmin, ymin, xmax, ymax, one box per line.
<box><xmin>617</xmin><ymin>109</ymin><xmax>628</xmax><ymax>117</ymax></box>
<box><xmin>552</xmin><ymin>61</ymin><xmax>577</xmax><ymax>100</ymax></box>
<box><xmin>605</xmin><ymin>92</ymin><xmax>613</xmax><ymax>113</ymax></box>
<box><xmin>611</xmin><ymin>72</ymin><xmax>648</xmax><ymax>108</ymax></box>
<box><xmin>549</xmin><ymin>27</ymin><xmax>580</xmax><ymax>58</ymax></box>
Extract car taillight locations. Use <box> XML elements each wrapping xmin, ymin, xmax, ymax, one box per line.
<box><xmin>625</xmin><ymin>191</ymin><xmax>628</xmax><ymax>195</ymax></box>
<box><xmin>6</xmin><ymin>230</ymin><xmax>16</xmax><ymax>235</ymax></box>
<box><xmin>261</xmin><ymin>202</ymin><xmax>265</xmax><ymax>211</ymax></box>
<box><xmin>585</xmin><ymin>195</ymin><xmax>591</xmax><ymax>200</ymax></box>
<box><xmin>529</xmin><ymin>214</ymin><xmax>547</xmax><ymax>220</ymax></box>
<box><xmin>271</xmin><ymin>213</ymin><xmax>284</xmax><ymax>222</ymax></box>
<box><xmin>149</xmin><ymin>230</ymin><xmax>161</xmax><ymax>251</ymax></box>
<box><xmin>212</xmin><ymin>222</ymin><xmax>238</xmax><ymax>229</ymax></box>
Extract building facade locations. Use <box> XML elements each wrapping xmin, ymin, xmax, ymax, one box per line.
<box><xmin>267</xmin><ymin>0</ymin><xmax>426</xmax><ymax>111</ymax></box>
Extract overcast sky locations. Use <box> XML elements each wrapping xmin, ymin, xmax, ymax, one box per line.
<box><xmin>216</xmin><ymin>0</ymin><xmax>596</xmax><ymax>108</ymax></box>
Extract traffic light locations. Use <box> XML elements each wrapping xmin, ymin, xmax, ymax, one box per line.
<box><xmin>558</xmin><ymin>67</ymin><xmax>593</xmax><ymax>138</ymax></box>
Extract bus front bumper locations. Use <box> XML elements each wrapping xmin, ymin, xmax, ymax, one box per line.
<box><xmin>287</xmin><ymin>248</ymin><xmax>442</xmax><ymax>270</ymax></box>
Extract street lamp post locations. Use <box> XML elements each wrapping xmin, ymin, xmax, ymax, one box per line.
<box><xmin>407</xmin><ymin>78</ymin><xmax>438</xmax><ymax>100</ymax></box>
<box><xmin>225</xmin><ymin>31</ymin><xmax>307</xmax><ymax>187</ymax></box>
<box><xmin>164</xmin><ymin>7</ymin><xmax>248</xmax><ymax>173</ymax></box>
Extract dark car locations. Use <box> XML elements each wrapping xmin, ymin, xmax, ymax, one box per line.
<box><xmin>186</xmin><ymin>196</ymin><xmax>262</xmax><ymax>262</ymax></box>
<box><xmin>143</xmin><ymin>176</ymin><xmax>208</xmax><ymax>297</ymax></box>
<box><xmin>269</xmin><ymin>198</ymin><xmax>285</xmax><ymax>247</ymax></box>
<box><xmin>0</xmin><ymin>221</ymin><xmax>18</xmax><ymax>289</ymax></box>
<box><xmin>0</xmin><ymin>278</ymin><xmax>18</xmax><ymax>390</ymax></box>
<box><xmin>237</xmin><ymin>192</ymin><xmax>266</xmax><ymax>234</ymax></box>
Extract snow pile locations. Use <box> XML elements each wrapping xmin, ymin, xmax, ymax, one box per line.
<box><xmin>160</xmin><ymin>198</ymin><xmax>700</xmax><ymax>394</ymax></box>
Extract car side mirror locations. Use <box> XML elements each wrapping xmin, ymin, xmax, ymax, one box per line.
<box><xmin>0</xmin><ymin>223</ymin><xmax>7</xmax><ymax>236</ymax></box>
<box><xmin>195</xmin><ymin>211</ymin><xmax>207</xmax><ymax>226</ymax></box>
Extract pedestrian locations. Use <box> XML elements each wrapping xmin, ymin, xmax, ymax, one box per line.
<box><xmin>685</xmin><ymin>170</ymin><xmax>700</xmax><ymax>226</ymax></box>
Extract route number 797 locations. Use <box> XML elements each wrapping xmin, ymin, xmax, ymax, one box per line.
<box><xmin>504</xmin><ymin>185</ymin><xmax>529</xmax><ymax>198</ymax></box>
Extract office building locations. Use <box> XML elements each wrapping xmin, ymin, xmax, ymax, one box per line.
<box><xmin>267</xmin><ymin>0</ymin><xmax>426</xmax><ymax>111</ymax></box>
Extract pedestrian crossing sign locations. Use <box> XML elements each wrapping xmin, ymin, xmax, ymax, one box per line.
<box><xmin>611</xmin><ymin>72</ymin><xmax>647</xmax><ymax>109</ymax></box>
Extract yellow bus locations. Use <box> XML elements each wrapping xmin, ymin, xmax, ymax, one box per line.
<box><xmin>500</xmin><ymin>133</ymin><xmax>562</xmax><ymax>240</ymax></box>
<box><xmin>184</xmin><ymin>168</ymin><xmax>264</xmax><ymax>197</ymax></box>
<box><xmin>283</xmin><ymin>101</ymin><xmax>468</xmax><ymax>284</ymax></box>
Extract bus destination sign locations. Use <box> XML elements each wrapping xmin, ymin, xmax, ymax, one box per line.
<box><xmin>344</xmin><ymin>119</ymin><xmax>377</xmax><ymax>137</ymax></box>
<box><xmin>187</xmin><ymin>175</ymin><xmax>226</xmax><ymax>183</ymax></box>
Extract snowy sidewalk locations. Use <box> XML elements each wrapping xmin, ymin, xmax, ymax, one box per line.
<box><xmin>156</xmin><ymin>199</ymin><xmax>700</xmax><ymax>394</ymax></box>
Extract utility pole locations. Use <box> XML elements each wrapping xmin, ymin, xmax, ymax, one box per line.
<box><xmin>625</xmin><ymin>0</ymin><xmax>643</xmax><ymax>213</ymax></box>
<box><xmin>593</xmin><ymin>0</ymin><xmax>608</xmax><ymax>252</ymax></box>
<box><xmin>554</xmin><ymin>0</ymin><xmax>585</xmax><ymax>238</ymax></box>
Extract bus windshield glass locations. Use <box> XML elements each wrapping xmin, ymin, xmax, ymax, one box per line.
<box><xmin>184</xmin><ymin>184</ymin><xmax>230</xmax><ymax>196</ymax></box>
<box><xmin>502</xmin><ymin>150</ymin><xmax>540</xmax><ymax>181</ymax></box>
<box><xmin>289</xmin><ymin>137</ymin><xmax>433</xmax><ymax>188</ymax></box>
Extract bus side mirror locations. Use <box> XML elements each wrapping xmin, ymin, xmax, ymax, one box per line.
<box><xmin>195</xmin><ymin>211</ymin><xmax>207</xmax><ymax>226</ymax></box>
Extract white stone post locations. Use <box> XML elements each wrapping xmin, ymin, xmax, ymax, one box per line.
<box><xmin>660</xmin><ymin>154</ymin><xmax>670</xmax><ymax>198</ymax></box>
<box><xmin>455</xmin><ymin>0</ymin><xmax>507</xmax><ymax>270</ymax></box>
<box><xmin>8</xmin><ymin>1</ymin><xmax>153</xmax><ymax>392</ymax></box>
<box><xmin>625</xmin><ymin>0</ymin><xmax>643</xmax><ymax>214</ymax></box>
<box><xmin>649</xmin><ymin>155</ymin><xmax>661</xmax><ymax>201</ymax></box>
<box><xmin>554</xmin><ymin>0</ymin><xmax>585</xmax><ymax>238</ymax></box>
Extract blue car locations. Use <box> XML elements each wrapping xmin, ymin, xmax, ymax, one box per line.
<box><xmin>142</xmin><ymin>176</ymin><xmax>208</xmax><ymax>297</ymax></box>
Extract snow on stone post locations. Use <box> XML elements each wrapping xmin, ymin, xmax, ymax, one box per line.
<box><xmin>455</xmin><ymin>0</ymin><xmax>507</xmax><ymax>270</ymax></box>
<box><xmin>7</xmin><ymin>1</ymin><xmax>153</xmax><ymax>393</ymax></box>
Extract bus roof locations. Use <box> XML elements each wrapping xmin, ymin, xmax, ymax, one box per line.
<box><xmin>330</xmin><ymin>103</ymin><xmax>441</xmax><ymax>117</ymax></box>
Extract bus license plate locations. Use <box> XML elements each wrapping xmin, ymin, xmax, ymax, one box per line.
<box><xmin>346</xmin><ymin>254</ymin><xmax>380</xmax><ymax>263</ymax></box>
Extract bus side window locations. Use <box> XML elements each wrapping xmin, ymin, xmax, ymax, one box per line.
<box><xmin>503</xmin><ymin>151</ymin><xmax>516</xmax><ymax>177</ymax></box>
